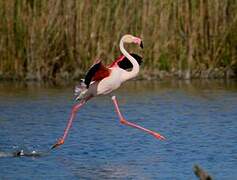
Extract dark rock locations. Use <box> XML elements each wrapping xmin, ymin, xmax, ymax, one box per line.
<box><xmin>193</xmin><ymin>164</ymin><xmax>212</xmax><ymax>180</ymax></box>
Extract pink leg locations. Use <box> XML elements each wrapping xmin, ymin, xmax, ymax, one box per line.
<box><xmin>51</xmin><ymin>97</ymin><xmax>91</xmax><ymax>149</ymax></box>
<box><xmin>111</xmin><ymin>96</ymin><xmax>166</xmax><ymax>140</ymax></box>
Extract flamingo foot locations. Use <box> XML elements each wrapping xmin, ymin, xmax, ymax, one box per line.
<box><xmin>51</xmin><ymin>138</ymin><xmax>64</xmax><ymax>149</ymax></box>
<box><xmin>151</xmin><ymin>132</ymin><xmax>166</xmax><ymax>141</ymax></box>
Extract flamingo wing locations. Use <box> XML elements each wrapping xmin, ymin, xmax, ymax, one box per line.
<box><xmin>84</xmin><ymin>53</ymin><xmax>142</xmax><ymax>88</ymax></box>
<box><xmin>118</xmin><ymin>53</ymin><xmax>142</xmax><ymax>70</ymax></box>
<box><xmin>109</xmin><ymin>53</ymin><xmax>143</xmax><ymax>70</ymax></box>
<box><xmin>84</xmin><ymin>60</ymin><xmax>110</xmax><ymax>88</ymax></box>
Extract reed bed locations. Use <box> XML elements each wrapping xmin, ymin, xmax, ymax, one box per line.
<box><xmin>0</xmin><ymin>0</ymin><xmax>236</xmax><ymax>81</ymax></box>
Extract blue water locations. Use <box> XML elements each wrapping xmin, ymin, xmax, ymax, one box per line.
<box><xmin>0</xmin><ymin>80</ymin><xmax>237</xmax><ymax>179</ymax></box>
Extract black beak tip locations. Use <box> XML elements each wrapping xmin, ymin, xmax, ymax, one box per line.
<box><xmin>140</xmin><ymin>41</ymin><xmax>143</xmax><ymax>49</ymax></box>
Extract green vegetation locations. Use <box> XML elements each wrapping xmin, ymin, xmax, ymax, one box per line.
<box><xmin>0</xmin><ymin>0</ymin><xmax>236</xmax><ymax>81</ymax></box>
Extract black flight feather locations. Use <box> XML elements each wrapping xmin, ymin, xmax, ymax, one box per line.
<box><xmin>118</xmin><ymin>53</ymin><xmax>143</xmax><ymax>70</ymax></box>
<box><xmin>84</xmin><ymin>61</ymin><xmax>102</xmax><ymax>88</ymax></box>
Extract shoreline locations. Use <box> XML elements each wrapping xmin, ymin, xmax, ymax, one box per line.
<box><xmin>0</xmin><ymin>75</ymin><xmax>236</xmax><ymax>88</ymax></box>
<box><xmin>0</xmin><ymin>68</ymin><xmax>236</xmax><ymax>83</ymax></box>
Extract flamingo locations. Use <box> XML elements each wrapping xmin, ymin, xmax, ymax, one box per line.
<box><xmin>52</xmin><ymin>34</ymin><xmax>165</xmax><ymax>149</ymax></box>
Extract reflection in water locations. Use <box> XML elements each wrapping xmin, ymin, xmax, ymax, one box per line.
<box><xmin>0</xmin><ymin>80</ymin><xmax>236</xmax><ymax>179</ymax></box>
<box><xmin>0</xmin><ymin>151</ymin><xmax>11</xmax><ymax>158</ymax></box>
<box><xmin>58</xmin><ymin>156</ymin><xmax>140</xmax><ymax>179</ymax></box>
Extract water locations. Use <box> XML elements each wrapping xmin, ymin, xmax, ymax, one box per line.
<box><xmin>0</xmin><ymin>80</ymin><xmax>237</xmax><ymax>179</ymax></box>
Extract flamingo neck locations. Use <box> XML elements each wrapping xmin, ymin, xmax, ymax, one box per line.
<box><xmin>119</xmin><ymin>39</ymin><xmax>139</xmax><ymax>81</ymax></box>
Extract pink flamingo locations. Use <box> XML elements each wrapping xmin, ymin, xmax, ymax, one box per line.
<box><xmin>52</xmin><ymin>34</ymin><xmax>165</xmax><ymax>149</ymax></box>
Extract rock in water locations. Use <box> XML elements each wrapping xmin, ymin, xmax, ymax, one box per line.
<box><xmin>193</xmin><ymin>164</ymin><xmax>212</xmax><ymax>180</ymax></box>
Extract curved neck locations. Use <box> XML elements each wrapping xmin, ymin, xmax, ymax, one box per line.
<box><xmin>119</xmin><ymin>39</ymin><xmax>139</xmax><ymax>81</ymax></box>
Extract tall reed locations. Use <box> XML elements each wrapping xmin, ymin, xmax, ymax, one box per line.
<box><xmin>0</xmin><ymin>0</ymin><xmax>236</xmax><ymax>81</ymax></box>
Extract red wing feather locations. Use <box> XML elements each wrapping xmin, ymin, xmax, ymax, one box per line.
<box><xmin>92</xmin><ymin>64</ymin><xmax>110</xmax><ymax>81</ymax></box>
<box><xmin>84</xmin><ymin>61</ymin><xmax>110</xmax><ymax>88</ymax></box>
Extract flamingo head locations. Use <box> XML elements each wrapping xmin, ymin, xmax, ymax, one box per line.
<box><xmin>122</xmin><ymin>34</ymin><xmax>143</xmax><ymax>49</ymax></box>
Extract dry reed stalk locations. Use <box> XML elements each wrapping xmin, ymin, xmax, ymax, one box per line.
<box><xmin>0</xmin><ymin>0</ymin><xmax>236</xmax><ymax>81</ymax></box>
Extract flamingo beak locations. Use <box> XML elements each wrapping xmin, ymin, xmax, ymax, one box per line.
<box><xmin>140</xmin><ymin>41</ymin><xmax>143</xmax><ymax>49</ymax></box>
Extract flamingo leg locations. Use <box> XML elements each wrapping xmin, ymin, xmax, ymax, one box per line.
<box><xmin>51</xmin><ymin>97</ymin><xmax>91</xmax><ymax>149</ymax></box>
<box><xmin>111</xmin><ymin>96</ymin><xmax>166</xmax><ymax>140</ymax></box>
